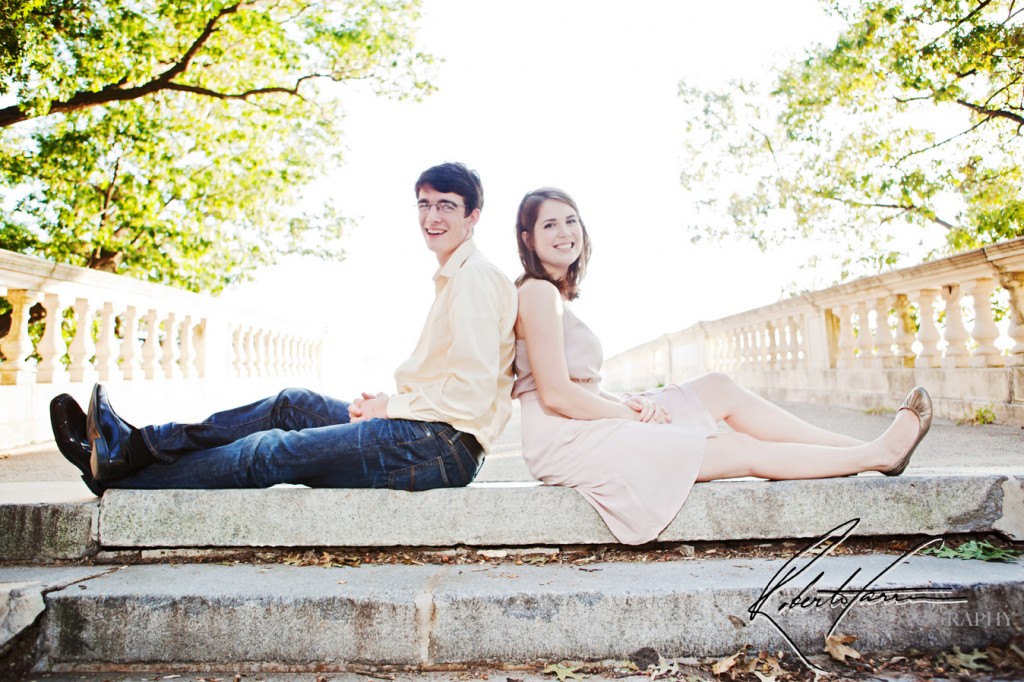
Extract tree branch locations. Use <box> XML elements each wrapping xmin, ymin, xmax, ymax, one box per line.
<box><xmin>819</xmin><ymin>194</ymin><xmax>959</xmax><ymax>231</ymax></box>
<box><xmin>0</xmin><ymin>3</ymin><xmax>244</xmax><ymax>128</ymax></box>
<box><xmin>165</xmin><ymin>73</ymin><xmax>325</xmax><ymax>102</ymax></box>
<box><xmin>920</xmin><ymin>0</ymin><xmax>993</xmax><ymax>53</ymax></box>
<box><xmin>956</xmin><ymin>98</ymin><xmax>1024</xmax><ymax>128</ymax></box>
<box><xmin>156</xmin><ymin>3</ymin><xmax>244</xmax><ymax>84</ymax></box>
<box><xmin>894</xmin><ymin>117</ymin><xmax>988</xmax><ymax>165</ymax></box>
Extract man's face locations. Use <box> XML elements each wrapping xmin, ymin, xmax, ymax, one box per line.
<box><xmin>417</xmin><ymin>185</ymin><xmax>479</xmax><ymax>266</ymax></box>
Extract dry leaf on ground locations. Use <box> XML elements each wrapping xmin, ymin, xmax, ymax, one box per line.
<box><xmin>824</xmin><ymin>632</ymin><xmax>862</xmax><ymax>662</ymax></box>
<box><xmin>542</xmin><ymin>662</ymin><xmax>589</xmax><ymax>682</ymax></box>
<box><xmin>711</xmin><ymin>647</ymin><xmax>748</xmax><ymax>675</ymax></box>
<box><xmin>943</xmin><ymin>647</ymin><xmax>992</xmax><ymax>671</ymax></box>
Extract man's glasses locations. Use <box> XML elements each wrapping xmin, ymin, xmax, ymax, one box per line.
<box><xmin>417</xmin><ymin>200</ymin><xmax>464</xmax><ymax>215</ymax></box>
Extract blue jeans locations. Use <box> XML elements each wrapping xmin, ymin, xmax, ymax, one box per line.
<box><xmin>110</xmin><ymin>388</ymin><xmax>482</xmax><ymax>490</ymax></box>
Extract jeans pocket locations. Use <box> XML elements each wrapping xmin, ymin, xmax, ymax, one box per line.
<box><xmin>387</xmin><ymin>456</ymin><xmax>452</xmax><ymax>491</ymax></box>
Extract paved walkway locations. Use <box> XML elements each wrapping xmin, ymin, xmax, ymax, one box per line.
<box><xmin>1</xmin><ymin>402</ymin><xmax>1022</xmax><ymax>499</ymax></box>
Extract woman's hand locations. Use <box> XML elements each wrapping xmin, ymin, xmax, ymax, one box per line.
<box><xmin>624</xmin><ymin>396</ymin><xmax>671</xmax><ymax>424</ymax></box>
<box><xmin>348</xmin><ymin>391</ymin><xmax>390</xmax><ymax>423</ymax></box>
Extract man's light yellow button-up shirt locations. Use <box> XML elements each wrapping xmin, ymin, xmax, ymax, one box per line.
<box><xmin>387</xmin><ymin>239</ymin><xmax>517</xmax><ymax>452</ymax></box>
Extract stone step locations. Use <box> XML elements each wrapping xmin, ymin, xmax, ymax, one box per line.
<box><xmin>2</xmin><ymin>473</ymin><xmax>1022</xmax><ymax>561</ymax></box>
<box><xmin>6</xmin><ymin>554</ymin><xmax>1022</xmax><ymax>674</ymax></box>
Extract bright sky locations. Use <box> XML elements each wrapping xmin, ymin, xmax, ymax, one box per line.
<box><xmin>224</xmin><ymin>0</ymin><xmax>845</xmax><ymax>396</ymax></box>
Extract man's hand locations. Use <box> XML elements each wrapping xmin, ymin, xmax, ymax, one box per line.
<box><xmin>349</xmin><ymin>391</ymin><xmax>390</xmax><ymax>423</ymax></box>
<box><xmin>623</xmin><ymin>396</ymin><xmax>671</xmax><ymax>424</ymax></box>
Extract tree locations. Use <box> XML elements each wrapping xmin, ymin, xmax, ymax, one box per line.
<box><xmin>0</xmin><ymin>0</ymin><xmax>433</xmax><ymax>292</ymax></box>
<box><xmin>679</xmin><ymin>0</ymin><xmax>1024</xmax><ymax>279</ymax></box>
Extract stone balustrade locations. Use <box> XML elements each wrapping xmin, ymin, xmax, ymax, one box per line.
<box><xmin>0</xmin><ymin>248</ymin><xmax>325</xmax><ymax>447</ymax></box>
<box><xmin>603</xmin><ymin>238</ymin><xmax>1024</xmax><ymax>424</ymax></box>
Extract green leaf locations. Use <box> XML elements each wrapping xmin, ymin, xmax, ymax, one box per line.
<box><xmin>921</xmin><ymin>539</ymin><xmax>1021</xmax><ymax>562</ymax></box>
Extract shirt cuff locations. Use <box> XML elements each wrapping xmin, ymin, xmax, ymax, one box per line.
<box><xmin>385</xmin><ymin>392</ymin><xmax>416</xmax><ymax>420</ymax></box>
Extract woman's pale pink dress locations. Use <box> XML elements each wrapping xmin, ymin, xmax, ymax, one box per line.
<box><xmin>513</xmin><ymin>306</ymin><xmax>717</xmax><ymax>545</ymax></box>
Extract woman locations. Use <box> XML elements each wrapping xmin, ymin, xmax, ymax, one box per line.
<box><xmin>511</xmin><ymin>187</ymin><xmax>931</xmax><ymax>545</ymax></box>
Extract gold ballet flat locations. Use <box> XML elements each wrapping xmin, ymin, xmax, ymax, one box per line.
<box><xmin>883</xmin><ymin>386</ymin><xmax>932</xmax><ymax>476</ymax></box>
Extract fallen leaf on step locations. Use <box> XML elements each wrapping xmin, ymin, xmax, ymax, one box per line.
<box><xmin>711</xmin><ymin>646</ymin><xmax>747</xmax><ymax>675</ymax></box>
<box><xmin>727</xmin><ymin>614</ymin><xmax>745</xmax><ymax>628</ymax></box>
<box><xmin>650</xmin><ymin>657</ymin><xmax>679</xmax><ymax>679</ymax></box>
<box><xmin>825</xmin><ymin>632</ymin><xmax>862</xmax><ymax>662</ymax></box>
<box><xmin>942</xmin><ymin>647</ymin><xmax>992</xmax><ymax>671</ymax></box>
<box><xmin>542</xmin><ymin>662</ymin><xmax>589</xmax><ymax>681</ymax></box>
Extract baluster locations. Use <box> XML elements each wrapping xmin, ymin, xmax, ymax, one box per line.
<box><xmin>177</xmin><ymin>315</ymin><xmax>193</xmax><ymax>378</ymax></box>
<box><xmin>271</xmin><ymin>332</ymin><xmax>282</xmax><ymax>377</ymax></box>
<box><xmin>286</xmin><ymin>335</ymin><xmax>297</xmax><ymax>376</ymax></box>
<box><xmin>0</xmin><ymin>289</ymin><xmax>39</xmax><ymax>385</ymax></box>
<box><xmin>1002</xmin><ymin>273</ymin><xmax>1024</xmax><ymax>365</ymax></box>
<box><xmin>243</xmin><ymin>328</ymin><xmax>256</xmax><ymax>378</ymax></box>
<box><xmin>909</xmin><ymin>289</ymin><xmax>941</xmax><ymax>368</ymax></box>
<box><xmin>765</xmin><ymin>322</ymin><xmax>778</xmax><ymax>368</ymax></box>
<box><xmin>252</xmin><ymin>330</ymin><xmax>263</xmax><ymax>378</ymax></box>
<box><xmin>303</xmin><ymin>337</ymin><xmax>315</xmax><ymax>374</ymax></box>
<box><xmin>231</xmin><ymin>326</ymin><xmax>244</xmax><ymax>377</ymax></box>
<box><xmin>716</xmin><ymin>332</ymin><xmax>729</xmax><ymax>371</ymax></box>
<box><xmin>891</xmin><ymin>294</ymin><xmax>916</xmax><ymax>368</ymax></box>
<box><xmin>853</xmin><ymin>302</ymin><xmax>870</xmax><ymax>365</ymax></box>
<box><xmin>313</xmin><ymin>339</ymin><xmax>323</xmax><ymax>376</ymax></box>
<box><xmin>871</xmin><ymin>297</ymin><xmax>891</xmax><ymax>367</ymax></box>
<box><xmin>94</xmin><ymin>302</ymin><xmax>116</xmax><ymax>381</ymax></box>
<box><xmin>794</xmin><ymin>314</ymin><xmax>807</xmax><ymax>366</ymax></box>
<box><xmin>161</xmin><ymin>312</ymin><xmax>181</xmax><ymax>379</ymax></box>
<box><xmin>118</xmin><ymin>305</ymin><xmax>140</xmax><ymax>381</ymax></box>
<box><xmin>192</xmin><ymin>320</ymin><xmax>206</xmax><ymax>378</ymax></box>
<box><xmin>67</xmin><ymin>297</ymin><xmax>96</xmax><ymax>383</ymax></box>
<box><xmin>36</xmin><ymin>293</ymin><xmax>69</xmax><ymax>384</ymax></box>
<box><xmin>836</xmin><ymin>305</ymin><xmax>855</xmax><ymax>368</ymax></box>
<box><xmin>141</xmin><ymin>309</ymin><xmax>160</xmax><ymax>380</ymax></box>
<box><xmin>262</xmin><ymin>331</ymin><xmax>274</xmax><ymax>378</ymax></box>
<box><xmin>779</xmin><ymin>318</ymin><xmax>793</xmax><ymax>368</ymax></box>
<box><xmin>941</xmin><ymin>284</ymin><xmax>970</xmax><ymax>368</ymax></box>
<box><xmin>965</xmin><ymin>278</ymin><xmax>1003</xmax><ymax>367</ymax></box>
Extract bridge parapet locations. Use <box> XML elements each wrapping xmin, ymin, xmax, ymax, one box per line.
<box><xmin>604</xmin><ymin>238</ymin><xmax>1024</xmax><ymax>424</ymax></box>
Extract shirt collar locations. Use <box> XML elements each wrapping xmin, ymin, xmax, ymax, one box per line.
<box><xmin>433</xmin><ymin>238</ymin><xmax>478</xmax><ymax>283</ymax></box>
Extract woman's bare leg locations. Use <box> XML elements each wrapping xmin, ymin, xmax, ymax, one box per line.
<box><xmin>696</xmin><ymin>408</ymin><xmax>921</xmax><ymax>481</ymax></box>
<box><xmin>686</xmin><ymin>372</ymin><xmax>863</xmax><ymax>446</ymax></box>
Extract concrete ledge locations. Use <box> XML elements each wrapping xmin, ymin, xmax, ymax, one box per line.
<box><xmin>0</xmin><ymin>567</ymin><xmax>117</xmax><ymax>651</ymax></box>
<box><xmin>29</xmin><ymin>556</ymin><xmax>1024</xmax><ymax>671</ymax></box>
<box><xmin>97</xmin><ymin>475</ymin><xmax>1018</xmax><ymax>549</ymax></box>
<box><xmin>0</xmin><ymin>500</ymin><xmax>98</xmax><ymax>561</ymax></box>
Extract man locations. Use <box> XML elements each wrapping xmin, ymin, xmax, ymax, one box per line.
<box><xmin>50</xmin><ymin>162</ymin><xmax>517</xmax><ymax>492</ymax></box>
